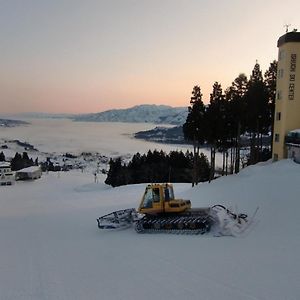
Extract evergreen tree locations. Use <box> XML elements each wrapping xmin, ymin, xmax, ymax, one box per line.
<box><xmin>244</xmin><ymin>62</ymin><xmax>269</xmax><ymax>164</ymax></box>
<box><xmin>105</xmin><ymin>158</ymin><xmax>123</xmax><ymax>187</ymax></box>
<box><xmin>0</xmin><ymin>151</ymin><xmax>5</xmax><ymax>162</ymax></box>
<box><xmin>225</xmin><ymin>73</ymin><xmax>248</xmax><ymax>173</ymax></box>
<box><xmin>206</xmin><ymin>82</ymin><xmax>227</xmax><ymax>181</ymax></box>
<box><xmin>183</xmin><ymin>85</ymin><xmax>207</xmax><ymax>186</ymax></box>
<box><xmin>197</xmin><ymin>153</ymin><xmax>210</xmax><ymax>182</ymax></box>
<box><xmin>168</xmin><ymin>150</ymin><xmax>191</xmax><ymax>182</ymax></box>
<box><xmin>11</xmin><ymin>153</ymin><xmax>23</xmax><ymax>171</ymax></box>
<box><xmin>264</xmin><ymin>60</ymin><xmax>278</xmax><ymax>154</ymax></box>
<box><xmin>128</xmin><ymin>152</ymin><xmax>143</xmax><ymax>183</ymax></box>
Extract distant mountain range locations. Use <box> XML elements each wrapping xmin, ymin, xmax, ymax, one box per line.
<box><xmin>9</xmin><ymin>105</ymin><xmax>189</xmax><ymax>126</ymax></box>
<box><xmin>73</xmin><ymin>105</ymin><xmax>188</xmax><ymax>125</ymax></box>
<box><xmin>10</xmin><ymin>112</ymin><xmax>76</xmax><ymax>119</ymax></box>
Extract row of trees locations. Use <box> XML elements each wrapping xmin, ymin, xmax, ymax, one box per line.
<box><xmin>183</xmin><ymin>61</ymin><xmax>277</xmax><ymax>185</ymax></box>
<box><xmin>105</xmin><ymin>150</ymin><xmax>210</xmax><ymax>187</ymax></box>
<box><xmin>10</xmin><ymin>152</ymin><xmax>38</xmax><ymax>171</ymax></box>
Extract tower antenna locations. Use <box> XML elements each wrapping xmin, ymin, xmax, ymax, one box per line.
<box><xmin>284</xmin><ymin>24</ymin><xmax>291</xmax><ymax>33</ymax></box>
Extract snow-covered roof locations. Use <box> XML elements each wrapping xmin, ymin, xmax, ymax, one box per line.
<box><xmin>16</xmin><ymin>166</ymin><xmax>41</xmax><ymax>173</ymax></box>
<box><xmin>289</xmin><ymin>128</ymin><xmax>300</xmax><ymax>133</ymax></box>
<box><xmin>0</xmin><ymin>162</ymin><xmax>11</xmax><ymax>168</ymax></box>
<box><xmin>286</xmin><ymin>143</ymin><xmax>300</xmax><ymax>148</ymax></box>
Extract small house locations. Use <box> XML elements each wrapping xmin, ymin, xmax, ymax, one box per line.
<box><xmin>16</xmin><ymin>166</ymin><xmax>42</xmax><ymax>181</ymax></box>
<box><xmin>0</xmin><ymin>162</ymin><xmax>15</xmax><ymax>186</ymax></box>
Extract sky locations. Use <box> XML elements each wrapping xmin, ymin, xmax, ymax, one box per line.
<box><xmin>0</xmin><ymin>0</ymin><xmax>299</xmax><ymax>114</ymax></box>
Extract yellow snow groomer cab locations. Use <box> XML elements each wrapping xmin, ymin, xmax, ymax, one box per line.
<box><xmin>137</xmin><ymin>183</ymin><xmax>191</xmax><ymax>215</ymax></box>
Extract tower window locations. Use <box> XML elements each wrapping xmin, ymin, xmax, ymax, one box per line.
<box><xmin>276</xmin><ymin>112</ymin><xmax>281</xmax><ymax>121</ymax></box>
<box><xmin>279</xmin><ymin>50</ymin><xmax>285</xmax><ymax>60</ymax></box>
<box><xmin>275</xmin><ymin>134</ymin><xmax>280</xmax><ymax>142</ymax></box>
<box><xmin>277</xmin><ymin>90</ymin><xmax>282</xmax><ymax>100</ymax></box>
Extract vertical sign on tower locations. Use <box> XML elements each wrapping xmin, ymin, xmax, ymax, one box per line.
<box><xmin>289</xmin><ymin>54</ymin><xmax>297</xmax><ymax>100</ymax></box>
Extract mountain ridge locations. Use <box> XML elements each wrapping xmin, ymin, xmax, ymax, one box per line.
<box><xmin>7</xmin><ymin>105</ymin><xmax>189</xmax><ymax>125</ymax></box>
<box><xmin>73</xmin><ymin>104</ymin><xmax>188</xmax><ymax>125</ymax></box>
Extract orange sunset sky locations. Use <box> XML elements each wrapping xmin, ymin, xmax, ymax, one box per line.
<box><xmin>1</xmin><ymin>0</ymin><xmax>300</xmax><ymax>114</ymax></box>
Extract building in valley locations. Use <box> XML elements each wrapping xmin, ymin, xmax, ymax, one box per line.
<box><xmin>0</xmin><ymin>162</ymin><xmax>15</xmax><ymax>186</ymax></box>
<box><xmin>15</xmin><ymin>166</ymin><xmax>42</xmax><ymax>181</ymax></box>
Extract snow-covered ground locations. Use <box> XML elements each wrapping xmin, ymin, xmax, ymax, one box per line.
<box><xmin>0</xmin><ymin>159</ymin><xmax>300</xmax><ymax>300</ymax></box>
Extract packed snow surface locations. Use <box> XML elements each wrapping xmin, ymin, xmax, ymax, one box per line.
<box><xmin>1</xmin><ymin>159</ymin><xmax>300</xmax><ymax>300</ymax></box>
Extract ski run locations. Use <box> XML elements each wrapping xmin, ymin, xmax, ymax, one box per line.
<box><xmin>0</xmin><ymin>159</ymin><xmax>300</xmax><ymax>300</ymax></box>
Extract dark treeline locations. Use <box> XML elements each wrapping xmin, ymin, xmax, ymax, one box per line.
<box><xmin>183</xmin><ymin>61</ymin><xmax>277</xmax><ymax>185</ymax></box>
<box><xmin>105</xmin><ymin>150</ymin><xmax>210</xmax><ymax>187</ymax></box>
<box><xmin>10</xmin><ymin>152</ymin><xmax>38</xmax><ymax>171</ymax></box>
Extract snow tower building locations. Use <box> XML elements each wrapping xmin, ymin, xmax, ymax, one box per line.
<box><xmin>273</xmin><ymin>31</ymin><xmax>300</xmax><ymax>161</ymax></box>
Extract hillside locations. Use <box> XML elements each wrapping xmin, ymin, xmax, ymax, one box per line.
<box><xmin>0</xmin><ymin>159</ymin><xmax>299</xmax><ymax>299</ymax></box>
<box><xmin>134</xmin><ymin>125</ymin><xmax>186</xmax><ymax>144</ymax></box>
<box><xmin>73</xmin><ymin>104</ymin><xmax>188</xmax><ymax>125</ymax></box>
<box><xmin>0</xmin><ymin>118</ymin><xmax>29</xmax><ymax>127</ymax></box>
